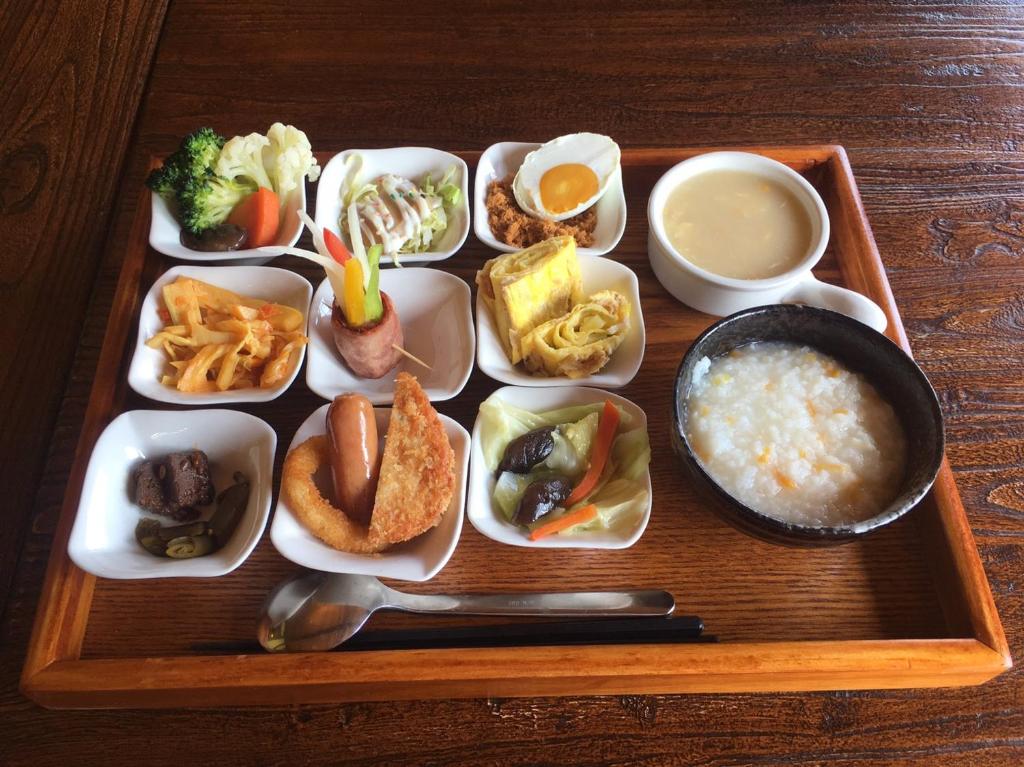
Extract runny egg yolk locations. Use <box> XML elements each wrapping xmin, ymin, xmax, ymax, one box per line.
<box><xmin>539</xmin><ymin>164</ymin><xmax>599</xmax><ymax>214</ymax></box>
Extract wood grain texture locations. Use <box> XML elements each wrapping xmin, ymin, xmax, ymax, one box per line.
<box><xmin>3</xmin><ymin>0</ymin><xmax>1024</xmax><ymax>764</ymax></box>
<box><xmin>19</xmin><ymin>148</ymin><xmax>1009</xmax><ymax>708</ymax></box>
<box><xmin>0</xmin><ymin>0</ymin><xmax>169</xmax><ymax>620</ymax></box>
<box><xmin>56</xmin><ymin>153</ymin><xmax>955</xmax><ymax>665</ymax></box>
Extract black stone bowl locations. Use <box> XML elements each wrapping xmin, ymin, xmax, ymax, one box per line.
<box><xmin>671</xmin><ymin>305</ymin><xmax>944</xmax><ymax>546</ymax></box>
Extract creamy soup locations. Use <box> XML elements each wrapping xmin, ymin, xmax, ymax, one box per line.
<box><xmin>684</xmin><ymin>343</ymin><xmax>907</xmax><ymax>527</ymax></box>
<box><xmin>663</xmin><ymin>170</ymin><xmax>812</xmax><ymax>279</ymax></box>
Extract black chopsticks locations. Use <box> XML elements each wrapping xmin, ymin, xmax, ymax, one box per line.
<box><xmin>338</xmin><ymin>615</ymin><xmax>709</xmax><ymax>651</ymax></box>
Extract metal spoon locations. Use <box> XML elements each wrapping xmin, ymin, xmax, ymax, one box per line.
<box><xmin>257</xmin><ymin>571</ymin><xmax>676</xmax><ymax>652</ymax></box>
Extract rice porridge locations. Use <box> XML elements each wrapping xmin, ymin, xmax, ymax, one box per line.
<box><xmin>684</xmin><ymin>342</ymin><xmax>907</xmax><ymax>527</ymax></box>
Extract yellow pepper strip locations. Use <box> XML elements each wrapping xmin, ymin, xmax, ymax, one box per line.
<box><xmin>343</xmin><ymin>259</ymin><xmax>366</xmax><ymax>327</ymax></box>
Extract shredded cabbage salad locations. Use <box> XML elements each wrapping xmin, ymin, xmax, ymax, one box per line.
<box><xmin>479</xmin><ymin>395</ymin><xmax>651</xmax><ymax>537</ymax></box>
<box><xmin>338</xmin><ymin>154</ymin><xmax>461</xmax><ymax>266</ymax></box>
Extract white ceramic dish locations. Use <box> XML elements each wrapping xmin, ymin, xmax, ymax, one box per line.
<box><xmin>473</xmin><ymin>141</ymin><xmax>626</xmax><ymax>256</ymax></box>
<box><xmin>68</xmin><ymin>409</ymin><xmax>276</xmax><ymax>579</ymax></box>
<box><xmin>306</xmin><ymin>269</ymin><xmax>474</xmax><ymax>404</ymax></box>
<box><xmin>475</xmin><ymin>254</ymin><xmax>645</xmax><ymax>388</ymax></box>
<box><xmin>314</xmin><ymin>147</ymin><xmax>470</xmax><ymax>264</ymax></box>
<box><xmin>149</xmin><ymin>184</ymin><xmax>306</xmax><ymax>264</ymax></box>
<box><xmin>467</xmin><ymin>386</ymin><xmax>652</xmax><ymax>549</ymax></box>
<box><xmin>647</xmin><ymin>151</ymin><xmax>887</xmax><ymax>332</ymax></box>
<box><xmin>270</xmin><ymin>403</ymin><xmax>470</xmax><ymax>581</ymax></box>
<box><xmin>127</xmin><ymin>265</ymin><xmax>312</xmax><ymax>405</ymax></box>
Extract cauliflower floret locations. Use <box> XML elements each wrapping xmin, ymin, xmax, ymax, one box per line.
<box><xmin>264</xmin><ymin>122</ymin><xmax>321</xmax><ymax>202</ymax></box>
<box><xmin>215</xmin><ymin>132</ymin><xmax>273</xmax><ymax>191</ymax></box>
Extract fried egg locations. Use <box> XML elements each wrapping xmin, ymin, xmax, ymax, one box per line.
<box><xmin>512</xmin><ymin>133</ymin><xmax>621</xmax><ymax>222</ymax></box>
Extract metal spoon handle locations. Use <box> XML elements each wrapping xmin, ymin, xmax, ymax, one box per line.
<box><xmin>385</xmin><ymin>588</ymin><xmax>675</xmax><ymax>617</ymax></box>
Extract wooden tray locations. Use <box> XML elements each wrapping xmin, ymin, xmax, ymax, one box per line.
<box><xmin>21</xmin><ymin>146</ymin><xmax>1011</xmax><ymax>709</ymax></box>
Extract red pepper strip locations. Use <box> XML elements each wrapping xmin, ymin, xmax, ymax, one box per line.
<box><xmin>258</xmin><ymin>303</ymin><xmax>277</xmax><ymax>319</ymax></box>
<box><xmin>323</xmin><ymin>229</ymin><xmax>352</xmax><ymax>265</ymax></box>
<box><xmin>529</xmin><ymin>504</ymin><xmax>598</xmax><ymax>541</ymax></box>
<box><xmin>564</xmin><ymin>399</ymin><xmax>620</xmax><ymax>507</ymax></box>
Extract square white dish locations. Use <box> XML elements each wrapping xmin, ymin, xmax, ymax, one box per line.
<box><xmin>306</xmin><ymin>269</ymin><xmax>474</xmax><ymax>404</ymax></box>
<box><xmin>475</xmin><ymin>254</ymin><xmax>645</xmax><ymax>388</ymax></box>
<box><xmin>270</xmin><ymin>403</ymin><xmax>470</xmax><ymax>581</ymax></box>
<box><xmin>467</xmin><ymin>386</ymin><xmax>652</xmax><ymax>549</ymax></box>
<box><xmin>149</xmin><ymin>184</ymin><xmax>306</xmax><ymax>264</ymax></box>
<box><xmin>127</xmin><ymin>265</ymin><xmax>312</xmax><ymax>405</ymax></box>
<box><xmin>472</xmin><ymin>141</ymin><xmax>626</xmax><ymax>256</ymax></box>
<box><xmin>68</xmin><ymin>409</ymin><xmax>276</xmax><ymax>579</ymax></box>
<box><xmin>314</xmin><ymin>148</ymin><xmax>470</xmax><ymax>264</ymax></box>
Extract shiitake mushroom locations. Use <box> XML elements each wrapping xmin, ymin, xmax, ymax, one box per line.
<box><xmin>179</xmin><ymin>223</ymin><xmax>248</xmax><ymax>252</ymax></box>
<box><xmin>497</xmin><ymin>426</ymin><xmax>556</xmax><ymax>476</ymax></box>
<box><xmin>514</xmin><ymin>475</ymin><xmax>573</xmax><ymax>525</ymax></box>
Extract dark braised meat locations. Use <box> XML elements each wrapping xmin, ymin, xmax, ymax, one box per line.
<box><xmin>131</xmin><ymin>451</ymin><xmax>213</xmax><ymax>519</ymax></box>
<box><xmin>162</xmin><ymin>450</ymin><xmax>214</xmax><ymax>508</ymax></box>
<box><xmin>132</xmin><ymin>461</ymin><xmax>167</xmax><ymax>514</ymax></box>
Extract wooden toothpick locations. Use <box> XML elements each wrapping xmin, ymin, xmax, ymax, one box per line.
<box><xmin>392</xmin><ymin>344</ymin><xmax>432</xmax><ymax>371</ymax></box>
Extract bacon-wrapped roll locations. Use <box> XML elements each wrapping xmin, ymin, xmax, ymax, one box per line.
<box><xmin>331</xmin><ymin>292</ymin><xmax>403</xmax><ymax>378</ymax></box>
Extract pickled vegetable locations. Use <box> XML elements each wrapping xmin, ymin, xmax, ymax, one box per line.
<box><xmin>166</xmin><ymin>534</ymin><xmax>216</xmax><ymax>559</ymax></box>
<box><xmin>155</xmin><ymin>520</ymin><xmax>207</xmax><ymax>542</ymax></box>
<box><xmin>208</xmin><ymin>472</ymin><xmax>250</xmax><ymax>547</ymax></box>
<box><xmin>135</xmin><ymin>519</ymin><xmax>169</xmax><ymax>556</ymax></box>
<box><xmin>132</xmin><ymin>471</ymin><xmax>250</xmax><ymax>558</ymax></box>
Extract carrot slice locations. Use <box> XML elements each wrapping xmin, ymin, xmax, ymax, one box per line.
<box><xmin>564</xmin><ymin>399</ymin><xmax>620</xmax><ymax>507</ymax></box>
<box><xmin>228</xmin><ymin>187</ymin><xmax>280</xmax><ymax>247</ymax></box>
<box><xmin>528</xmin><ymin>504</ymin><xmax>598</xmax><ymax>541</ymax></box>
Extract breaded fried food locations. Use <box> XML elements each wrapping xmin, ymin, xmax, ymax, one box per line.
<box><xmin>370</xmin><ymin>372</ymin><xmax>455</xmax><ymax>545</ymax></box>
<box><xmin>282</xmin><ymin>436</ymin><xmax>387</xmax><ymax>554</ymax></box>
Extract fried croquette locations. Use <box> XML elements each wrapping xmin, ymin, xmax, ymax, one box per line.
<box><xmin>486</xmin><ymin>178</ymin><xmax>597</xmax><ymax>248</ymax></box>
<box><xmin>369</xmin><ymin>372</ymin><xmax>456</xmax><ymax>545</ymax></box>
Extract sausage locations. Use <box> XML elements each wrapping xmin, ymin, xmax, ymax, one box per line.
<box><xmin>326</xmin><ymin>394</ymin><xmax>381</xmax><ymax>526</ymax></box>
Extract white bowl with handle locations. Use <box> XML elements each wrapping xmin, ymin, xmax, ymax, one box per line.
<box><xmin>647</xmin><ymin>151</ymin><xmax>887</xmax><ymax>332</ymax></box>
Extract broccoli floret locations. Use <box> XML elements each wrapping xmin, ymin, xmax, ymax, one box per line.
<box><xmin>145</xmin><ymin>160</ymin><xmax>184</xmax><ymax>198</ymax></box>
<box><xmin>179</xmin><ymin>127</ymin><xmax>225</xmax><ymax>178</ymax></box>
<box><xmin>179</xmin><ymin>175</ymin><xmax>256</xmax><ymax>234</ymax></box>
<box><xmin>145</xmin><ymin>127</ymin><xmax>225</xmax><ymax>203</ymax></box>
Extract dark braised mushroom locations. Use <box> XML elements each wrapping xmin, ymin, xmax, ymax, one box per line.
<box><xmin>497</xmin><ymin>426</ymin><xmax>556</xmax><ymax>475</ymax></box>
<box><xmin>180</xmin><ymin>223</ymin><xmax>248</xmax><ymax>252</ymax></box>
<box><xmin>514</xmin><ymin>475</ymin><xmax>573</xmax><ymax>525</ymax></box>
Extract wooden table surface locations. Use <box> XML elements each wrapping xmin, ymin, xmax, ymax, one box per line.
<box><xmin>2</xmin><ymin>1</ymin><xmax>1022</xmax><ymax>764</ymax></box>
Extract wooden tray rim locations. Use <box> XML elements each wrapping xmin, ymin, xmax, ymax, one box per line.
<box><xmin>21</xmin><ymin>145</ymin><xmax>1011</xmax><ymax>709</ymax></box>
